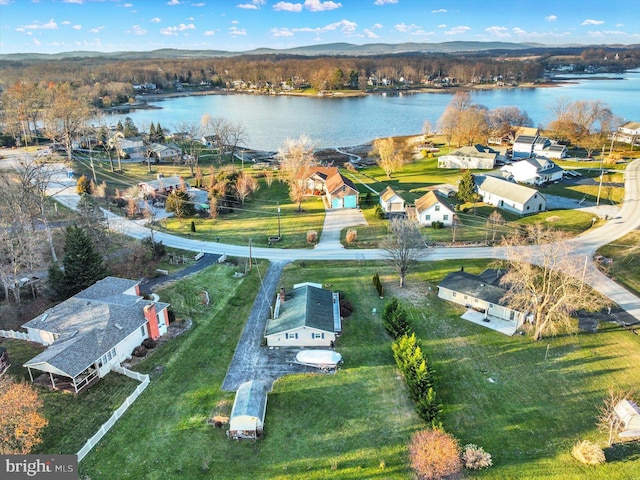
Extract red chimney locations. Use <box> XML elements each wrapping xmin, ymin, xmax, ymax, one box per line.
<box><xmin>279</xmin><ymin>286</ymin><xmax>285</xmax><ymax>303</ymax></box>
<box><xmin>144</xmin><ymin>303</ymin><xmax>160</xmax><ymax>340</ymax></box>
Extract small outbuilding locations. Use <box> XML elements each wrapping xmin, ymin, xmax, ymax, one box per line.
<box><xmin>228</xmin><ymin>380</ymin><xmax>268</xmax><ymax>440</ymax></box>
<box><xmin>615</xmin><ymin>399</ymin><xmax>640</xmax><ymax>438</ymax></box>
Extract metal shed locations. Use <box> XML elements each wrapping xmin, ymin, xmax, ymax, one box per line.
<box><xmin>615</xmin><ymin>399</ymin><xmax>640</xmax><ymax>438</ymax></box>
<box><xmin>228</xmin><ymin>380</ymin><xmax>268</xmax><ymax>440</ymax></box>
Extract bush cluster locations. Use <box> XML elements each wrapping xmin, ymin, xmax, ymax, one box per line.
<box><xmin>374</xmin><ymin>204</ymin><xmax>385</xmax><ymax>219</ymax></box>
<box><xmin>133</xmin><ymin>346</ymin><xmax>147</xmax><ymax>357</ymax></box>
<box><xmin>409</xmin><ymin>429</ymin><xmax>461</xmax><ymax>480</ymax></box>
<box><xmin>392</xmin><ymin>333</ymin><xmax>441</xmax><ymax>425</ymax></box>
<box><xmin>345</xmin><ymin>228</ymin><xmax>357</xmax><ymax>243</ymax></box>
<box><xmin>306</xmin><ymin>230</ymin><xmax>318</xmax><ymax>243</ymax></box>
<box><xmin>372</xmin><ymin>273</ymin><xmax>384</xmax><ymax>297</ymax></box>
<box><xmin>571</xmin><ymin>440</ymin><xmax>606</xmax><ymax>466</ymax></box>
<box><xmin>142</xmin><ymin>338</ymin><xmax>157</xmax><ymax>349</ymax></box>
<box><xmin>339</xmin><ymin>299</ymin><xmax>354</xmax><ymax>318</ymax></box>
<box><xmin>431</xmin><ymin>221</ymin><xmax>444</xmax><ymax>229</ymax></box>
<box><xmin>462</xmin><ymin>444</ymin><xmax>493</xmax><ymax>470</ymax></box>
<box><xmin>382</xmin><ymin>298</ymin><xmax>411</xmax><ymax>339</ymax></box>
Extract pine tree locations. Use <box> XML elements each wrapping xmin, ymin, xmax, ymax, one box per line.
<box><xmin>149</xmin><ymin>122</ymin><xmax>156</xmax><ymax>140</ymax></box>
<box><xmin>61</xmin><ymin>225</ymin><xmax>108</xmax><ymax>297</ymax></box>
<box><xmin>457</xmin><ymin>170</ymin><xmax>476</xmax><ymax>203</ymax></box>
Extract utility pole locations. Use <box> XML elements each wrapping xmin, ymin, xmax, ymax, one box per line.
<box><xmin>248</xmin><ymin>238</ymin><xmax>252</xmax><ymax>271</ymax></box>
<box><xmin>596</xmin><ymin>144</ymin><xmax>604</xmax><ymax>207</ymax></box>
<box><xmin>277</xmin><ymin>203</ymin><xmax>281</xmax><ymax>238</ymax></box>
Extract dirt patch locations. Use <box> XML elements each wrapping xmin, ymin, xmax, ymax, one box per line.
<box><xmin>545</xmin><ymin>215</ymin><xmax>562</xmax><ymax>223</ymax></box>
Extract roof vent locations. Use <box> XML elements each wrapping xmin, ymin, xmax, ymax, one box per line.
<box><xmin>41</xmin><ymin>313</ymin><xmax>49</xmax><ymax>323</ymax></box>
<box><xmin>114</xmin><ymin>323</ymin><xmax>123</xmax><ymax>330</ymax></box>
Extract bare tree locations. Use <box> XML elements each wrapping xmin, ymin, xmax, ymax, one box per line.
<box><xmin>487</xmin><ymin>210</ymin><xmax>505</xmax><ymax>243</ymax></box>
<box><xmin>235</xmin><ymin>171</ymin><xmax>259</xmax><ymax>206</ymax></box>
<box><xmin>547</xmin><ymin>98</ymin><xmax>613</xmax><ymax>154</ymax></box>
<box><xmin>174</xmin><ymin>120</ymin><xmax>203</xmax><ymax>175</ymax></box>
<box><xmin>372</xmin><ymin>137</ymin><xmax>403</xmax><ymax>178</ymax></box>
<box><xmin>497</xmin><ymin>225</ymin><xmax>609</xmax><ymax>341</ymax></box>
<box><xmin>42</xmin><ymin>83</ymin><xmax>92</xmax><ymax>162</ymax></box>
<box><xmin>380</xmin><ymin>217</ymin><xmax>427</xmax><ymax>287</ymax></box>
<box><xmin>437</xmin><ymin>92</ymin><xmax>472</xmax><ymax>147</ymax></box>
<box><xmin>457</xmin><ymin>106</ymin><xmax>489</xmax><ymax>146</ymax></box>
<box><xmin>277</xmin><ymin>134</ymin><xmax>316</xmax><ymax>212</ymax></box>
<box><xmin>201</xmin><ymin>115</ymin><xmax>248</xmax><ymax>164</ymax></box>
<box><xmin>597</xmin><ymin>389</ymin><xmax>635</xmax><ymax>445</ymax></box>
<box><xmin>488</xmin><ymin>106</ymin><xmax>533</xmax><ymax>143</ymax></box>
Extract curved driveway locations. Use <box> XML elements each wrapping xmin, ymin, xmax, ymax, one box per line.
<box><xmin>44</xmin><ymin>159</ymin><xmax>640</xmax><ymax>323</ymax></box>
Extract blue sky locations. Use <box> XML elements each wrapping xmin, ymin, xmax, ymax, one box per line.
<box><xmin>1</xmin><ymin>0</ymin><xmax>638</xmax><ymax>54</ymax></box>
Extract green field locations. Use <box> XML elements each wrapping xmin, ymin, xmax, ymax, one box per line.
<box><xmin>28</xmin><ymin>259</ymin><xmax>633</xmax><ymax>479</ymax></box>
<box><xmin>596</xmin><ymin>231</ymin><xmax>640</xmax><ymax>297</ymax></box>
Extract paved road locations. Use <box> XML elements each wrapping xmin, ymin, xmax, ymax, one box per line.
<box><xmin>42</xmin><ymin>158</ymin><xmax>640</xmax><ymax>325</ymax></box>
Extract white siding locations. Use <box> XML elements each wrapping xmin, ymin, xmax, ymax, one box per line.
<box><xmin>266</xmin><ymin>327</ymin><xmax>335</xmax><ymax>347</ymax></box>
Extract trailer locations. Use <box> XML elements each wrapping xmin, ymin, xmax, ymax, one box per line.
<box><xmin>294</xmin><ymin>350</ymin><xmax>342</xmax><ymax>372</ymax></box>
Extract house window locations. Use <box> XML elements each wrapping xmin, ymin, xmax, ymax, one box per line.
<box><xmin>285</xmin><ymin>332</ymin><xmax>298</xmax><ymax>340</ymax></box>
<box><xmin>140</xmin><ymin>326</ymin><xmax>145</xmax><ymax>336</ymax></box>
<box><xmin>312</xmin><ymin>333</ymin><xmax>325</xmax><ymax>339</ymax></box>
<box><xmin>464</xmin><ymin>295</ymin><xmax>468</xmax><ymax>300</ymax></box>
<box><xmin>435</xmin><ymin>205</ymin><xmax>440</xmax><ymax>211</ymax></box>
<box><xmin>443</xmin><ymin>214</ymin><xmax>449</xmax><ymax>221</ymax></box>
<box><xmin>452</xmin><ymin>292</ymin><xmax>457</xmax><ymax>297</ymax></box>
<box><xmin>425</xmin><ymin>214</ymin><xmax>431</xmax><ymax>221</ymax></box>
<box><xmin>526</xmin><ymin>206</ymin><xmax>530</xmax><ymax>210</ymax></box>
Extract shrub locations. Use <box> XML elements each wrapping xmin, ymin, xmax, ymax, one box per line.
<box><xmin>133</xmin><ymin>346</ymin><xmax>147</xmax><ymax>357</ymax></box>
<box><xmin>431</xmin><ymin>221</ymin><xmax>444</xmax><ymax>229</ymax></box>
<box><xmin>345</xmin><ymin>228</ymin><xmax>357</xmax><ymax>243</ymax></box>
<box><xmin>409</xmin><ymin>429</ymin><xmax>462</xmax><ymax>480</ymax></box>
<box><xmin>383</xmin><ymin>299</ymin><xmax>412</xmax><ymax>339</ymax></box>
<box><xmin>462</xmin><ymin>444</ymin><xmax>493</xmax><ymax>470</ymax></box>
<box><xmin>142</xmin><ymin>338</ymin><xmax>157</xmax><ymax>349</ymax></box>
<box><xmin>571</xmin><ymin>440</ymin><xmax>606</xmax><ymax>466</ymax></box>
<box><xmin>372</xmin><ymin>273</ymin><xmax>383</xmax><ymax>296</ymax></box>
<box><xmin>365</xmin><ymin>192</ymin><xmax>372</xmax><ymax>205</ymax></box>
<box><xmin>340</xmin><ymin>299</ymin><xmax>354</xmax><ymax>318</ymax></box>
<box><xmin>374</xmin><ymin>204</ymin><xmax>385</xmax><ymax>219</ymax></box>
<box><xmin>307</xmin><ymin>230</ymin><xmax>318</xmax><ymax>243</ymax></box>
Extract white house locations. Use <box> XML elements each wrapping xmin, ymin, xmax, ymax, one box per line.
<box><xmin>265</xmin><ymin>283</ymin><xmax>341</xmax><ymax>347</ymax></box>
<box><xmin>379</xmin><ymin>186</ymin><xmax>406</xmax><ymax>215</ymax></box>
<box><xmin>22</xmin><ymin>277</ymin><xmax>169</xmax><ymax>394</ymax></box>
<box><xmin>513</xmin><ymin>134</ymin><xmax>567</xmax><ymax>159</ymax></box>
<box><xmin>476</xmin><ymin>175</ymin><xmax>546</xmax><ymax>215</ymax></box>
<box><xmin>501</xmin><ymin>157</ymin><xmax>565</xmax><ymax>185</ymax></box>
<box><xmin>616</xmin><ymin>121</ymin><xmax>640</xmax><ymax>146</ymax></box>
<box><xmin>512</xmin><ymin>135</ymin><xmax>538</xmax><ymax>158</ymax></box>
<box><xmin>149</xmin><ymin>143</ymin><xmax>182</xmax><ymax>162</ymax></box>
<box><xmin>437</xmin><ymin>269</ymin><xmax>526</xmax><ymax>334</ymax></box>
<box><xmin>414</xmin><ymin>190</ymin><xmax>456</xmax><ymax>226</ymax></box>
<box><xmin>438</xmin><ymin>144</ymin><xmax>500</xmax><ymax>169</ymax></box>
<box><xmin>138</xmin><ymin>174</ymin><xmax>187</xmax><ymax>197</ymax></box>
<box><xmin>228</xmin><ymin>380</ymin><xmax>268</xmax><ymax>440</ymax></box>
<box><xmin>303</xmin><ymin>167</ymin><xmax>359</xmax><ymax>209</ymax></box>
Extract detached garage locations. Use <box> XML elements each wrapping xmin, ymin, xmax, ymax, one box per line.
<box><xmin>228</xmin><ymin>380</ymin><xmax>268</xmax><ymax>440</ymax></box>
<box><xmin>326</xmin><ymin>173</ymin><xmax>359</xmax><ymax>209</ymax></box>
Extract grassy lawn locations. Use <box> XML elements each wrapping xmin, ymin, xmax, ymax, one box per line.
<box><xmin>596</xmin><ymin>231</ymin><xmax>640</xmax><ymax>297</ymax></box>
<box><xmin>542</xmin><ymin>171</ymin><xmax>625</xmax><ymax>204</ymax></box>
<box><xmin>2</xmin><ymin>339</ymin><xmax>139</xmax><ymax>455</ymax></box>
<box><xmin>79</xmin><ymin>260</ymin><xmax>420</xmax><ymax>479</ymax></box>
<box><xmin>12</xmin><ymin>258</ymin><xmax>638</xmax><ymax>479</ymax></box>
<box><xmin>158</xmin><ymin>181</ymin><xmax>326</xmax><ymax>249</ymax></box>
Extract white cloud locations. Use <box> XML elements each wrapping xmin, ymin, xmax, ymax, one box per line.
<box><xmin>72</xmin><ymin>24</ymin><xmax>82</xmax><ymax>30</ymax></box>
<box><xmin>150</xmin><ymin>17</ymin><xmax>161</xmax><ymax>23</ymax></box>
<box><xmin>545</xmin><ymin>15</ymin><xmax>557</xmax><ymax>22</ymax></box>
<box><xmin>204</xmin><ymin>30</ymin><xmax>215</xmax><ymax>36</ymax></box>
<box><xmin>89</xmin><ymin>26</ymin><xmax>104</xmax><ymax>33</ymax></box>
<box><xmin>371</xmin><ymin>23</ymin><xmax>382</xmax><ymax>29</ymax></box>
<box><xmin>616</xmin><ymin>23</ymin><xmax>625</xmax><ymax>27</ymax></box>
<box><xmin>167</xmin><ymin>0</ymin><xmax>181</xmax><ymax>5</ymax></box>
<box><xmin>444</xmin><ymin>25</ymin><xmax>471</xmax><ymax>35</ymax></box>
<box><xmin>363</xmin><ymin>28</ymin><xmax>379</xmax><ymax>38</ymax></box>
<box><xmin>19</xmin><ymin>19</ymin><xmax>58</xmax><ymax>30</ymax></box>
<box><xmin>61</xmin><ymin>20</ymin><xmax>72</xmax><ymax>25</ymax></box>
<box><xmin>63</xmin><ymin>0</ymin><xmax>83</xmax><ymax>3</ymax></box>
<box><xmin>229</xmin><ymin>26</ymin><xmax>247</xmax><ymax>36</ymax></box>
<box><xmin>123</xmin><ymin>3</ymin><xmax>132</xmax><ymax>7</ymax></box>
<box><xmin>33</xmin><ymin>38</ymin><xmax>41</xmax><ymax>46</ymax></box>
<box><xmin>186</xmin><ymin>16</ymin><xmax>195</xmax><ymax>20</ymax></box>
<box><xmin>271</xmin><ymin>27</ymin><xmax>294</xmax><ymax>37</ymax></box>
<box><xmin>373</xmin><ymin>0</ymin><xmax>397</xmax><ymax>4</ymax></box>
<box><xmin>273</xmin><ymin>1</ymin><xmax>303</xmax><ymax>11</ymax></box>
<box><xmin>581</xmin><ymin>19</ymin><xmax>604</xmax><ymax>26</ymax></box>
<box><xmin>588</xmin><ymin>30</ymin><xmax>627</xmax><ymax>37</ymax></box>
<box><xmin>192</xmin><ymin>2</ymin><xmax>205</xmax><ymax>6</ymax></box>
<box><xmin>237</xmin><ymin>0</ymin><xmax>266</xmax><ymax>9</ymax></box>
<box><xmin>160</xmin><ymin>23</ymin><xmax>196</xmax><ymax>35</ymax></box>
<box><xmin>304</xmin><ymin>0</ymin><xmax>342</xmax><ymax>11</ymax></box>
<box><xmin>127</xmin><ymin>24</ymin><xmax>147</xmax><ymax>35</ymax></box>
<box><xmin>394</xmin><ymin>23</ymin><xmax>419</xmax><ymax>33</ymax></box>
<box><xmin>437</xmin><ymin>24</ymin><xmax>446</xmax><ymax>28</ymax></box>
<box><xmin>432</xmin><ymin>9</ymin><xmax>447</xmax><ymax>13</ymax></box>
<box><xmin>486</xmin><ymin>26</ymin><xmax>510</xmax><ymax>37</ymax></box>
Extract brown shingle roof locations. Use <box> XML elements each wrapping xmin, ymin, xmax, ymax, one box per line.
<box><xmin>415</xmin><ymin>190</ymin><xmax>454</xmax><ymax>213</ymax></box>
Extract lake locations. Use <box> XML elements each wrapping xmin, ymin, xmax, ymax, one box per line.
<box><xmin>107</xmin><ymin>70</ymin><xmax>640</xmax><ymax>151</ymax></box>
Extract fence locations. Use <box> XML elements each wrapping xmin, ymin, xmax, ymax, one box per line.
<box><xmin>0</xmin><ymin>329</ymin><xmax>30</xmax><ymax>341</ymax></box>
<box><xmin>76</xmin><ymin>366</ymin><xmax>150</xmax><ymax>462</ymax></box>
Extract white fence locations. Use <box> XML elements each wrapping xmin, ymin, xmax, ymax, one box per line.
<box><xmin>0</xmin><ymin>329</ymin><xmax>30</xmax><ymax>341</ymax></box>
<box><xmin>76</xmin><ymin>366</ymin><xmax>150</xmax><ymax>462</ymax></box>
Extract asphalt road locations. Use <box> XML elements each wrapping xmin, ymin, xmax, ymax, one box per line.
<box><xmin>41</xmin><ymin>158</ymin><xmax>640</xmax><ymax>325</ymax></box>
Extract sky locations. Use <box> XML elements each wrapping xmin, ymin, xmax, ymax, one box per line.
<box><xmin>1</xmin><ymin>0</ymin><xmax>639</xmax><ymax>55</ymax></box>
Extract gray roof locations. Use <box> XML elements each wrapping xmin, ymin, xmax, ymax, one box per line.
<box><xmin>438</xmin><ymin>270</ymin><xmax>508</xmax><ymax>304</ymax></box>
<box><xmin>514</xmin><ymin>135</ymin><xmax>537</xmax><ymax>145</ymax></box>
<box><xmin>23</xmin><ymin>277</ymin><xmax>169</xmax><ymax>378</ymax></box>
<box><xmin>266</xmin><ymin>285</ymin><xmax>335</xmax><ymax>335</ymax></box>
<box><xmin>139</xmin><ymin>176</ymin><xmax>184</xmax><ymax>191</ymax></box>
<box><xmin>230</xmin><ymin>380</ymin><xmax>268</xmax><ymax>422</ymax></box>
<box><xmin>447</xmin><ymin>144</ymin><xmax>498</xmax><ymax>159</ymax></box>
<box><xmin>475</xmin><ymin>175</ymin><xmax>545</xmax><ymax>205</ymax></box>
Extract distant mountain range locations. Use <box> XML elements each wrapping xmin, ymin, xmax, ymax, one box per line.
<box><xmin>1</xmin><ymin>41</ymin><xmax>637</xmax><ymax>61</ymax></box>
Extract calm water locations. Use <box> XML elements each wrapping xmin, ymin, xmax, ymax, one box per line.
<box><xmin>107</xmin><ymin>70</ymin><xmax>640</xmax><ymax>151</ymax></box>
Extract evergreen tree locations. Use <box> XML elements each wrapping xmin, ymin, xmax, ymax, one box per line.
<box><xmin>116</xmin><ymin>120</ymin><xmax>124</xmax><ymax>133</ymax></box>
<box><xmin>122</xmin><ymin>117</ymin><xmax>138</xmax><ymax>138</ymax></box>
<box><xmin>156</xmin><ymin>123</ymin><xmax>164</xmax><ymax>142</ymax></box>
<box><xmin>60</xmin><ymin>225</ymin><xmax>108</xmax><ymax>297</ymax></box>
<box><xmin>457</xmin><ymin>170</ymin><xmax>476</xmax><ymax>203</ymax></box>
<box><xmin>149</xmin><ymin>123</ymin><xmax>156</xmax><ymax>140</ymax></box>
<box><xmin>166</xmin><ymin>190</ymin><xmax>196</xmax><ymax>220</ymax></box>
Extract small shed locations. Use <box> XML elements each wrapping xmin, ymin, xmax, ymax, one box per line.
<box><xmin>615</xmin><ymin>399</ymin><xmax>640</xmax><ymax>437</ymax></box>
<box><xmin>228</xmin><ymin>380</ymin><xmax>268</xmax><ymax>440</ymax></box>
